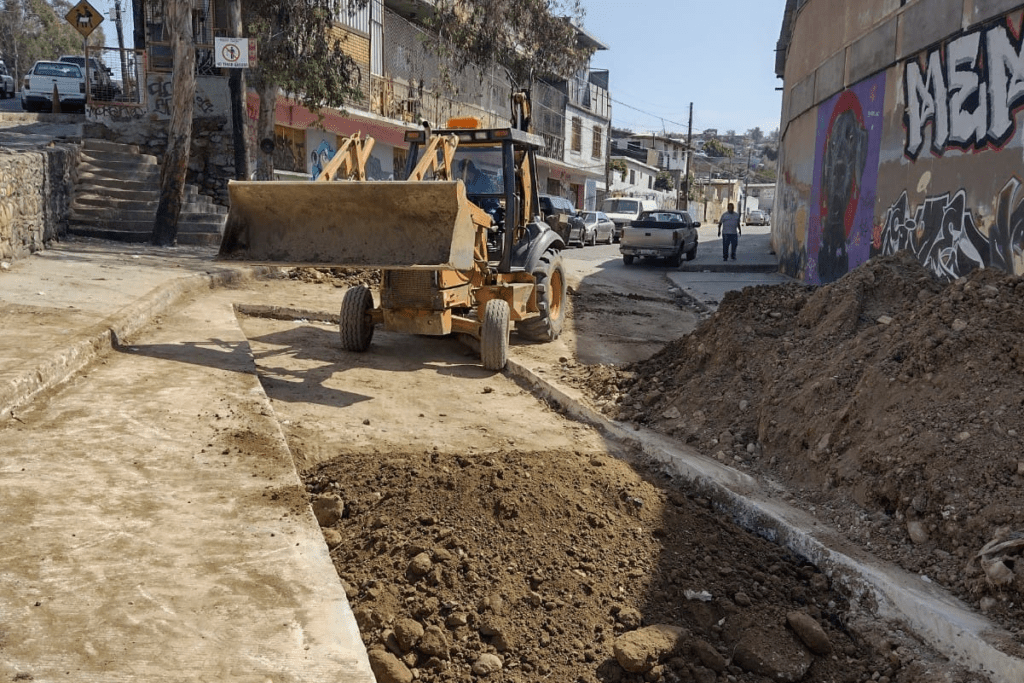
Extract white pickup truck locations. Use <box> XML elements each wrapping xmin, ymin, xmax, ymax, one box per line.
<box><xmin>20</xmin><ymin>60</ymin><xmax>85</xmax><ymax>112</ymax></box>
<box><xmin>0</xmin><ymin>60</ymin><xmax>14</xmax><ymax>99</ymax></box>
<box><xmin>620</xmin><ymin>209</ymin><xmax>700</xmax><ymax>267</ymax></box>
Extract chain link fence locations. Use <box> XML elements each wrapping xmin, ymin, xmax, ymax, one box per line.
<box><xmin>83</xmin><ymin>46</ymin><xmax>145</xmax><ymax>105</ymax></box>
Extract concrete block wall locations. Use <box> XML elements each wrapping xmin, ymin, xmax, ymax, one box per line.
<box><xmin>0</xmin><ymin>144</ymin><xmax>79</xmax><ymax>262</ymax></box>
<box><xmin>773</xmin><ymin>0</ymin><xmax>1024</xmax><ymax>285</ymax></box>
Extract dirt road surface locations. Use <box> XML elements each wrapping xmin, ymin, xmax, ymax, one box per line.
<box><xmin>219</xmin><ymin>247</ymin><xmax>988</xmax><ymax>683</ymax></box>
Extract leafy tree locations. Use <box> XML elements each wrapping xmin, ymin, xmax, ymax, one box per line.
<box><xmin>654</xmin><ymin>170</ymin><xmax>674</xmax><ymax>191</ymax></box>
<box><xmin>245</xmin><ymin>0</ymin><xmax>369</xmax><ymax>179</ymax></box>
<box><xmin>762</xmin><ymin>144</ymin><xmax>778</xmax><ymax>162</ymax></box>
<box><xmin>423</xmin><ymin>0</ymin><xmax>593</xmax><ymax>89</ymax></box>
<box><xmin>0</xmin><ymin>0</ymin><xmax>106</xmax><ymax>82</ymax></box>
<box><xmin>747</xmin><ymin>126</ymin><xmax>764</xmax><ymax>145</ymax></box>
<box><xmin>703</xmin><ymin>138</ymin><xmax>733</xmax><ymax>158</ymax></box>
<box><xmin>608</xmin><ymin>158</ymin><xmax>627</xmax><ymax>182</ymax></box>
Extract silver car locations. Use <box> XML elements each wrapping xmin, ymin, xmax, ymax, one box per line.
<box><xmin>579</xmin><ymin>211</ymin><xmax>615</xmax><ymax>245</ymax></box>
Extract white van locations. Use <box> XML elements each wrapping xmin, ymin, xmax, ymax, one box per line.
<box><xmin>599</xmin><ymin>197</ymin><xmax>658</xmax><ymax>242</ymax></box>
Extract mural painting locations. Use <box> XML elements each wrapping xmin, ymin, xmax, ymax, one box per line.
<box><xmin>310</xmin><ymin>139</ymin><xmax>336</xmax><ymax>180</ymax></box>
<box><xmin>807</xmin><ymin>72</ymin><xmax>886</xmax><ymax>284</ymax></box>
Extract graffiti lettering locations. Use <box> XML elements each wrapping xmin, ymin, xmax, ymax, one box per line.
<box><xmin>88</xmin><ymin>104</ymin><xmax>144</xmax><ymax>121</ymax></box>
<box><xmin>147</xmin><ymin>77</ymin><xmax>216</xmax><ymax>117</ymax></box>
<box><xmin>904</xmin><ymin>15</ymin><xmax>1024</xmax><ymax>159</ymax></box>
<box><xmin>879</xmin><ymin>180</ymin><xmax>1024</xmax><ymax>278</ymax></box>
<box><xmin>990</xmin><ymin>177</ymin><xmax>1024</xmax><ymax>273</ymax></box>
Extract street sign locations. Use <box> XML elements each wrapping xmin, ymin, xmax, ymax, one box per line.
<box><xmin>65</xmin><ymin>0</ymin><xmax>103</xmax><ymax>38</ymax></box>
<box><xmin>215</xmin><ymin>38</ymin><xmax>250</xmax><ymax>68</ymax></box>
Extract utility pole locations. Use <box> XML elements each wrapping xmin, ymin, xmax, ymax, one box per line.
<box><xmin>113</xmin><ymin>0</ymin><xmax>129</xmax><ymax>95</ymax></box>
<box><xmin>682</xmin><ymin>102</ymin><xmax>693</xmax><ymax>212</ymax></box>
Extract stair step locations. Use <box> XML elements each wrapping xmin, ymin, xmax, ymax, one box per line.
<box><xmin>73</xmin><ymin>195</ymin><xmax>226</xmax><ymax>214</ymax></box>
<box><xmin>68</xmin><ymin>224</ymin><xmax>222</xmax><ymax>247</ymax></box>
<box><xmin>82</xmin><ymin>139</ymin><xmax>141</xmax><ymax>156</ymax></box>
<box><xmin>80</xmin><ymin>149</ymin><xmax>158</xmax><ymax>166</ymax></box>
<box><xmin>74</xmin><ymin>186</ymin><xmax>158</xmax><ymax>203</ymax></box>
<box><xmin>78</xmin><ymin>160</ymin><xmax>160</xmax><ymax>177</ymax></box>
<box><xmin>76</xmin><ymin>174</ymin><xmax>160</xmax><ymax>192</ymax></box>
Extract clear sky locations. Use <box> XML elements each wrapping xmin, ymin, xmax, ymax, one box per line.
<box><xmin>581</xmin><ymin>0</ymin><xmax>788</xmax><ymax>137</ymax></box>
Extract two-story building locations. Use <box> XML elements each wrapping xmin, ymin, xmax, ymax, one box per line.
<box><xmin>96</xmin><ymin>0</ymin><xmax>610</xmax><ymax>212</ymax></box>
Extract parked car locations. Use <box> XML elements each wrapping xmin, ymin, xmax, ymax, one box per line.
<box><xmin>59</xmin><ymin>55</ymin><xmax>120</xmax><ymax>101</ymax></box>
<box><xmin>599</xmin><ymin>197</ymin><xmax>658</xmax><ymax>242</ymax></box>
<box><xmin>746</xmin><ymin>209</ymin><xmax>768</xmax><ymax>226</ymax></box>
<box><xmin>21</xmin><ymin>60</ymin><xmax>85</xmax><ymax>112</ymax></box>
<box><xmin>538</xmin><ymin>194</ymin><xmax>586</xmax><ymax>247</ymax></box>
<box><xmin>0</xmin><ymin>59</ymin><xmax>14</xmax><ymax>98</ymax></box>
<box><xmin>579</xmin><ymin>210</ymin><xmax>615</xmax><ymax>245</ymax></box>
<box><xmin>620</xmin><ymin>209</ymin><xmax>700</xmax><ymax>267</ymax></box>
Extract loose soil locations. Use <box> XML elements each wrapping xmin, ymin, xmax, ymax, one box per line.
<box><xmin>244</xmin><ymin>261</ymin><xmax>1002</xmax><ymax>683</ymax></box>
<box><xmin>564</xmin><ymin>252</ymin><xmax>1024</xmax><ymax>637</ymax></box>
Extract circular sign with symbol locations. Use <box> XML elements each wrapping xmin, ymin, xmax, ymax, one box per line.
<box><xmin>221</xmin><ymin>44</ymin><xmax>240</xmax><ymax>63</ymax></box>
<box><xmin>214</xmin><ymin>38</ymin><xmax>250</xmax><ymax>68</ymax></box>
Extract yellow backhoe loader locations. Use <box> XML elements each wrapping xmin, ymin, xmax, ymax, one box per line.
<box><xmin>218</xmin><ymin>93</ymin><xmax>567</xmax><ymax>370</ymax></box>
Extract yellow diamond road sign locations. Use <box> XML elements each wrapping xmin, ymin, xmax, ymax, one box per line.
<box><xmin>66</xmin><ymin>0</ymin><xmax>103</xmax><ymax>38</ymax></box>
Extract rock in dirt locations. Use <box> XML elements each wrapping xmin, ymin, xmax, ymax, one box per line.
<box><xmin>368</xmin><ymin>649</ymin><xmax>413</xmax><ymax>683</ymax></box>
<box><xmin>613</xmin><ymin>624</ymin><xmax>689</xmax><ymax>673</ymax></box>
<box><xmin>416</xmin><ymin>625</ymin><xmax>449</xmax><ymax>660</ymax></box>
<box><xmin>311</xmin><ymin>494</ymin><xmax>344</xmax><ymax>526</ymax></box>
<box><xmin>393</xmin><ymin>618</ymin><xmax>423</xmax><ymax>652</ymax></box>
<box><xmin>787</xmin><ymin>611</ymin><xmax>832</xmax><ymax>655</ymax></box>
<box><xmin>732</xmin><ymin>627</ymin><xmax>813</xmax><ymax>682</ymax></box>
<box><xmin>471</xmin><ymin>652</ymin><xmax>503</xmax><ymax>675</ymax></box>
<box><xmin>692</xmin><ymin>639</ymin><xmax>727</xmax><ymax>672</ymax></box>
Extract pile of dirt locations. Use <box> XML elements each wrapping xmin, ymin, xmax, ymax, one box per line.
<box><xmin>286</xmin><ymin>266</ymin><xmax>381</xmax><ymax>289</ymax></box>
<box><xmin>566</xmin><ymin>252</ymin><xmax>1024</xmax><ymax>637</ymax></box>
<box><xmin>306</xmin><ymin>447</ymin><xmax>978</xmax><ymax>683</ymax></box>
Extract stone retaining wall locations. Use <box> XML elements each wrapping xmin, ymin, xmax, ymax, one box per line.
<box><xmin>0</xmin><ymin>143</ymin><xmax>79</xmax><ymax>262</ymax></box>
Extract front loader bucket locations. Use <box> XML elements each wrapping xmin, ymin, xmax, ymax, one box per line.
<box><xmin>218</xmin><ymin>180</ymin><xmax>478</xmax><ymax>270</ymax></box>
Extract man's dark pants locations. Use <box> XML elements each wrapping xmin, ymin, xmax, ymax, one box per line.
<box><xmin>722</xmin><ymin>233</ymin><xmax>738</xmax><ymax>260</ymax></box>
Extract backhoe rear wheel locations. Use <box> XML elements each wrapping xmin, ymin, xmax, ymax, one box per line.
<box><xmin>516</xmin><ymin>248</ymin><xmax>567</xmax><ymax>342</ymax></box>
<box><xmin>480</xmin><ymin>299</ymin><xmax>511</xmax><ymax>371</ymax></box>
<box><xmin>339</xmin><ymin>285</ymin><xmax>375</xmax><ymax>351</ymax></box>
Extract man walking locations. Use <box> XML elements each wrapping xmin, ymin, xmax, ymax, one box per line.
<box><xmin>718</xmin><ymin>202</ymin><xmax>741</xmax><ymax>261</ymax></box>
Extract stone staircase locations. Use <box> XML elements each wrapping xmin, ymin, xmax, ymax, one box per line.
<box><xmin>69</xmin><ymin>139</ymin><xmax>227</xmax><ymax>246</ymax></box>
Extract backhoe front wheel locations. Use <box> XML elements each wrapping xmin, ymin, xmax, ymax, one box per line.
<box><xmin>339</xmin><ymin>285</ymin><xmax>375</xmax><ymax>351</ymax></box>
<box><xmin>516</xmin><ymin>248</ymin><xmax>567</xmax><ymax>342</ymax></box>
<box><xmin>480</xmin><ymin>299</ymin><xmax>511</xmax><ymax>371</ymax></box>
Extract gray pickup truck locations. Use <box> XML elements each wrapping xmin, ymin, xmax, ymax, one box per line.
<box><xmin>620</xmin><ymin>209</ymin><xmax>700</xmax><ymax>267</ymax></box>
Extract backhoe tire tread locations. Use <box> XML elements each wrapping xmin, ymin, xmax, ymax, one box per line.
<box><xmin>516</xmin><ymin>248</ymin><xmax>567</xmax><ymax>342</ymax></box>
<box><xmin>339</xmin><ymin>285</ymin><xmax>375</xmax><ymax>352</ymax></box>
<box><xmin>481</xmin><ymin>299</ymin><xmax>511</xmax><ymax>371</ymax></box>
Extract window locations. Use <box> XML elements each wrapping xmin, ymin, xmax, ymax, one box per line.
<box><xmin>592</xmin><ymin>125</ymin><xmax>602</xmax><ymax>159</ymax></box>
<box><xmin>571</xmin><ymin>117</ymin><xmax>582</xmax><ymax>153</ymax></box>
<box><xmin>629</xmin><ymin>170</ymin><xmax>636</xmax><ymax>185</ymax></box>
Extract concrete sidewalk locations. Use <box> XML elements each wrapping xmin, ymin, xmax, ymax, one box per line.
<box><xmin>0</xmin><ymin>239</ymin><xmax>374</xmax><ymax>682</ymax></box>
<box><xmin>670</xmin><ymin>224</ymin><xmax>796</xmax><ymax>311</ymax></box>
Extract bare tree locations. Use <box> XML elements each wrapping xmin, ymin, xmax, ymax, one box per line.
<box><xmin>151</xmin><ymin>0</ymin><xmax>195</xmax><ymax>246</ymax></box>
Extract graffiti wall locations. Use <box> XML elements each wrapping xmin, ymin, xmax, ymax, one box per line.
<box><xmin>776</xmin><ymin>4</ymin><xmax>1024</xmax><ymax>283</ymax></box>
<box><xmin>807</xmin><ymin>73</ymin><xmax>886</xmax><ymax>284</ymax></box>
<box><xmin>873</xmin><ymin>9</ymin><xmax>1024</xmax><ymax>280</ymax></box>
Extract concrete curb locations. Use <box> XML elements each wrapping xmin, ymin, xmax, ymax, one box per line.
<box><xmin>505</xmin><ymin>357</ymin><xmax>1024</xmax><ymax>683</ymax></box>
<box><xmin>0</xmin><ymin>266</ymin><xmax>271</xmax><ymax>421</ymax></box>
